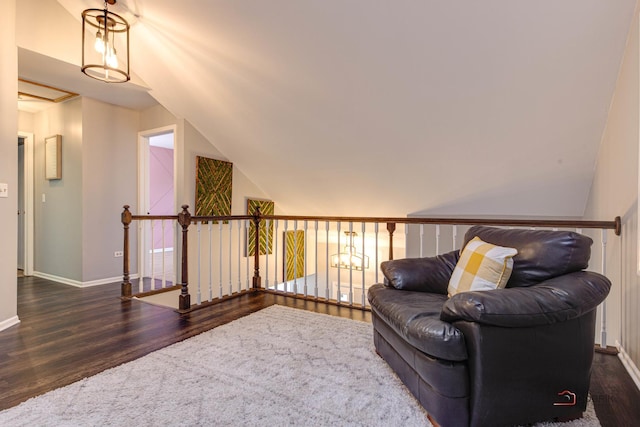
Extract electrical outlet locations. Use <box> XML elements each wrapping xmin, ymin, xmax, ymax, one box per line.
<box><xmin>114</xmin><ymin>251</ymin><xmax>124</xmax><ymax>257</ymax></box>
<box><xmin>0</xmin><ymin>183</ymin><xmax>8</xmax><ymax>198</ymax></box>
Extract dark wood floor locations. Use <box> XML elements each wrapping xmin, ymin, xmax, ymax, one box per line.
<box><xmin>1</xmin><ymin>276</ymin><xmax>639</xmax><ymax>427</ymax></box>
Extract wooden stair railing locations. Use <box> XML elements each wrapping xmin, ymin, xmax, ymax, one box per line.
<box><xmin>121</xmin><ymin>205</ymin><xmax>621</xmax><ymax>314</ymax></box>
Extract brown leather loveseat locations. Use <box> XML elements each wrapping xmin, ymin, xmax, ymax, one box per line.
<box><xmin>367</xmin><ymin>225</ymin><xmax>611</xmax><ymax>427</ymax></box>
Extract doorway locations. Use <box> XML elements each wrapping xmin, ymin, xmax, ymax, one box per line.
<box><xmin>138</xmin><ymin>126</ymin><xmax>177</xmax><ymax>289</ymax></box>
<box><xmin>17</xmin><ymin>132</ymin><xmax>34</xmax><ymax>277</ymax></box>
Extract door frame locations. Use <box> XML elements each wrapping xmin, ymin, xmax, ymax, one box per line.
<box><xmin>17</xmin><ymin>131</ymin><xmax>34</xmax><ymax>276</ymax></box>
<box><xmin>137</xmin><ymin>125</ymin><xmax>178</xmax><ymax>281</ymax></box>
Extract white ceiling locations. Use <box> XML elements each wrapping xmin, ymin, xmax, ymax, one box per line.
<box><xmin>24</xmin><ymin>0</ymin><xmax>638</xmax><ymax>217</ymax></box>
<box><xmin>18</xmin><ymin>47</ymin><xmax>157</xmax><ymax>112</ymax></box>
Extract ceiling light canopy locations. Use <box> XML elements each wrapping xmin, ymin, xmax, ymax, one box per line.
<box><xmin>82</xmin><ymin>0</ymin><xmax>130</xmax><ymax>83</ymax></box>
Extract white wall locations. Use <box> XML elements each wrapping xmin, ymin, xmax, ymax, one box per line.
<box><xmin>0</xmin><ymin>0</ymin><xmax>19</xmax><ymax>331</ymax></box>
<box><xmin>16</xmin><ymin>0</ymin><xmax>80</xmax><ymax>66</ymax></box>
<box><xmin>184</xmin><ymin>120</ymin><xmax>269</xmax><ymax>215</ymax></box>
<box><xmin>584</xmin><ymin>10</ymin><xmax>639</xmax><ymax>368</ymax></box>
<box><xmin>21</xmin><ymin>97</ymin><xmax>140</xmax><ymax>285</ymax></box>
<box><xmin>140</xmin><ymin>105</ymin><xmax>270</xmax><ymax>215</ymax></box>
<box><xmin>82</xmin><ymin>98</ymin><xmax>140</xmax><ymax>282</ymax></box>
<box><xmin>32</xmin><ymin>99</ymin><xmax>84</xmax><ymax>282</ymax></box>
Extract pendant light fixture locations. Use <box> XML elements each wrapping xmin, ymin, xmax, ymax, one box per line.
<box><xmin>82</xmin><ymin>0</ymin><xmax>130</xmax><ymax>83</ymax></box>
<box><xmin>331</xmin><ymin>231</ymin><xmax>370</xmax><ymax>271</ymax></box>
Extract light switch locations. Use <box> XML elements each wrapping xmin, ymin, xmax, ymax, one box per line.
<box><xmin>0</xmin><ymin>183</ymin><xmax>7</xmax><ymax>198</ymax></box>
<box><xmin>42</xmin><ymin>193</ymin><xmax>46</xmax><ymax>203</ymax></box>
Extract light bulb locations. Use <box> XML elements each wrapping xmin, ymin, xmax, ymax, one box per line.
<box><xmin>94</xmin><ymin>30</ymin><xmax>105</xmax><ymax>53</ymax></box>
<box><xmin>106</xmin><ymin>46</ymin><xmax>118</xmax><ymax>68</ymax></box>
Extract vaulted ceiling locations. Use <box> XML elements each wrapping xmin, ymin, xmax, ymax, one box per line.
<box><xmin>20</xmin><ymin>0</ymin><xmax>638</xmax><ymax>216</ymax></box>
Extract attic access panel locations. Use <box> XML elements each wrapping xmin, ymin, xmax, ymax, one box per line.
<box><xmin>18</xmin><ymin>79</ymin><xmax>78</xmax><ymax>103</ymax></box>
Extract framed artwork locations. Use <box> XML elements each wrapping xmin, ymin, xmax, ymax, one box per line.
<box><xmin>45</xmin><ymin>135</ymin><xmax>62</xmax><ymax>180</ymax></box>
<box><xmin>284</xmin><ymin>230</ymin><xmax>305</xmax><ymax>281</ymax></box>
<box><xmin>195</xmin><ymin>156</ymin><xmax>232</xmax><ymax>220</ymax></box>
<box><xmin>246</xmin><ymin>199</ymin><xmax>274</xmax><ymax>256</ymax></box>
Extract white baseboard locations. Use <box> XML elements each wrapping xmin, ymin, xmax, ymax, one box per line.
<box><xmin>33</xmin><ymin>271</ymin><xmax>139</xmax><ymax>288</ymax></box>
<box><xmin>0</xmin><ymin>315</ymin><xmax>20</xmax><ymax>332</ymax></box>
<box><xmin>616</xmin><ymin>340</ymin><xmax>640</xmax><ymax>392</ymax></box>
<box><xmin>81</xmin><ymin>274</ymin><xmax>140</xmax><ymax>287</ymax></box>
<box><xmin>33</xmin><ymin>271</ymin><xmax>82</xmax><ymax>287</ymax></box>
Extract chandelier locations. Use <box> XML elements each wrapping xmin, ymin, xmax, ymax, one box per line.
<box><xmin>331</xmin><ymin>231</ymin><xmax>370</xmax><ymax>271</ymax></box>
<box><xmin>81</xmin><ymin>0</ymin><xmax>130</xmax><ymax>83</ymax></box>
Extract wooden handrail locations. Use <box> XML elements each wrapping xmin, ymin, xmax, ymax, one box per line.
<box><xmin>129</xmin><ymin>211</ymin><xmax>621</xmax><ymax>236</ymax></box>
<box><xmin>257</xmin><ymin>215</ymin><xmax>621</xmax><ymax>235</ymax></box>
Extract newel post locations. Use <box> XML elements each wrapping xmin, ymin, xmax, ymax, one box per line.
<box><xmin>252</xmin><ymin>206</ymin><xmax>262</xmax><ymax>289</ymax></box>
<box><xmin>121</xmin><ymin>205</ymin><xmax>132</xmax><ymax>297</ymax></box>
<box><xmin>178</xmin><ymin>205</ymin><xmax>192</xmax><ymax>310</ymax></box>
<box><xmin>387</xmin><ymin>222</ymin><xmax>396</xmax><ymax>260</ymax></box>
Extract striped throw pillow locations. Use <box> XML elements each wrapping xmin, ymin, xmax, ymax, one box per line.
<box><xmin>448</xmin><ymin>236</ymin><xmax>518</xmax><ymax>297</ymax></box>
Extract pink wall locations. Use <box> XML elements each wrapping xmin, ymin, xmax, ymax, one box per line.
<box><xmin>149</xmin><ymin>146</ymin><xmax>174</xmax><ymax>249</ymax></box>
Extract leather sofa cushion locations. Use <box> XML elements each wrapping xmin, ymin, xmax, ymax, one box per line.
<box><xmin>463</xmin><ymin>226</ymin><xmax>592</xmax><ymax>287</ymax></box>
<box><xmin>381</xmin><ymin>250</ymin><xmax>458</xmax><ymax>294</ymax></box>
<box><xmin>368</xmin><ymin>284</ymin><xmax>467</xmax><ymax>361</ymax></box>
<box><xmin>441</xmin><ymin>271</ymin><xmax>611</xmax><ymax>327</ymax></box>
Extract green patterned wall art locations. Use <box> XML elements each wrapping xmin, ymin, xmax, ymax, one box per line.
<box><xmin>246</xmin><ymin>199</ymin><xmax>274</xmax><ymax>256</ymax></box>
<box><xmin>284</xmin><ymin>230</ymin><xmax>305</xmax><ymax>281</ymax></box>
<box><xmin>195</xmin><ymin>156</ymin><xmax>233</xmax><ymax>220</ymax></box>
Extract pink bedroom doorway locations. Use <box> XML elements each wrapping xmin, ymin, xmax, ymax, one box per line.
<box><xmin>138</xmin><ymin>127</ymin><xmax>177</xmax><ymax>289</ymax></box>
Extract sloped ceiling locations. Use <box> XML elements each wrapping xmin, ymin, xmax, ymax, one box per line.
<box><xmin>53</xmin><ymin>0</ymin><xmax>636</xmax><ymax>216</ymax></box>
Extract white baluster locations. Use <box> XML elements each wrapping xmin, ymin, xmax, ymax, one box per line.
<box><xmin>284</xmin><ymin>220</ymin><xmax>288</xmax><ymax>294</ymax></box>
<box><xmin>208</xmin><ymin>222</ymin><xmax>212</xmax><ymax>301</ymax></box>
<box><xmin>600</xmin><ymin>228</ymin><xmax>608</xmax><ymax>349</ymax></box>
<box><xmin>361</xmin><ymin>222</ymin><xmax>366</xmax><ymax>307</ymax></box>
<box><xmin>374</xmin><ymin>223</ymin><xmax>379</xmax><ymax>284</ymax></box>
<box><xmin>452</xmin><ymin>225</ymin><xmax>458</xmax><ymax>251</ymax></box>
<box><xmin>245</xmin><ymin>220</ymin><xmax>251</xmax><ymax>290</ymax></box>
<box><xmin>237</xmin><ymin>219</ymin><xmax>242</xmax><ymax>293</ymax></box>
<box><xmin>274</xmin><ymin>220</ymin><xmax>279</xmax><ymax>289</ymax></box>
<box><xmin>174</xmin><ymin>221</ymin><xmax>179</xmax><ymax>290</ymax></box>
<box><xmin>325</xmin><ymin>221</ymin><xmax>330</xmax><ymax>299</ymax></box>
<box><xmin>314</xmin><ymin>220</ymin><xmax>319</xmax><ymax>298</ymax></box>
<box><xmin>229</xmin><ymin>221</ymin><xmax>233</xmax><ymax>296</ymax></box>
<box><xmin>218</xmin><ymin>221</ymin><xmax>223</xmax><ymax>298</ymax></box>
<box><xmin>265</xmin><ymin>219</ymin><xmax>270</xmax><ymax>289</ymax></box>
<box><xmin>405</xmin><ymin>225</ymin><xmax>409</xmax><ymax>259</ymax></box>
<box><xmin>419</xmin><ymin>224</ymin><xmax>424</xmax><ymax>258</ymax></box>
<box><xmin>348</xmin><ymin>222</ymin><xmax>353</xmax><ymax>306</ymax></box>
<box><xmin>150</xmin><ymin>219</ymin><xmax>155</xmax><ymax>290</ymax></box>
<box><xmin>304</xmin><ymin>220</ymin><xmax>308</xmax><ymax>296</ymax></box>
<box><xmin>337</xmin><ymin>222</ymin><xmax>341</xmax><ymax>303</ymax></box>
<box><xmin>196</xmin><ymin>221</ymin><xmax>201</xmax><ymax>305</ymax></box>
<box><xmin>294</xmin><ymin>220</ymin><xmax>299</xmax><ymax>294</ymax></box>
<box><xmin>435</xmin><ymin>224</ymin><xmax>441</xmax><ymax>255</ymax></box>
<box><xmin>160</xmin><ymin>220</ymin><xmax>166</xmax><ymax>288</ymax></box>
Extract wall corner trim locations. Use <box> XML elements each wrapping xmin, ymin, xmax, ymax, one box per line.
<box><xmin>616</xmin><ymin>340</ymin><xmax>640</xmax><ymax>392</ymax></box>
<box><xmin>0</xmin><ymin>316</ymin><xmax>20</xmax><ymax>333</ymax></box>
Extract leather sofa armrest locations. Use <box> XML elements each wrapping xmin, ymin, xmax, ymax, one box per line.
<box><xmin>440</xmin><ymin>271</ymin><xmax>611</xmax><ymax>327</ymax></box>
<box><xmin>381</xmin><ymin>250</ymin><xmax>459</xmax><ymax>294</ymax></box>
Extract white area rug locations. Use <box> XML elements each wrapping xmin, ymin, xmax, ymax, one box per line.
<box><xmin>0</xmin><ymin>306</ymin><xmax>600</xmax><ymax>426</ymax></box>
